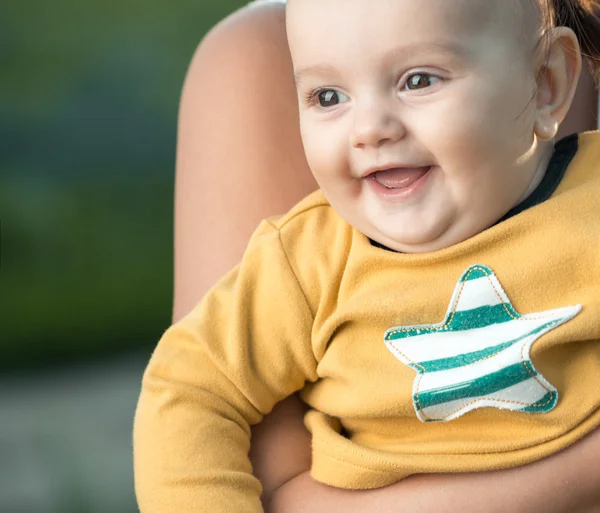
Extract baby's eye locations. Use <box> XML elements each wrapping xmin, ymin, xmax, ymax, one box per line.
<box><xmin>404</xmin><ymin>73</ymin><xmax>441</xmax><ymax>91</ymax></box>
<box><xmin>314</xmin><ymin>89</ymin><xmax>349</xmax><ymax>108</ymax></box>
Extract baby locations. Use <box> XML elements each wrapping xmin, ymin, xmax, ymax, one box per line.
<box><xmin>135</xmin><ymin>0</ymin><xmax>600</xmax><ymax>512</ymax></box>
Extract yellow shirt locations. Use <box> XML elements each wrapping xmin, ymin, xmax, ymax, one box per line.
<box><xmin>134</xmin><ymin>132</ymin><xmax>600</xmax><ymax>512</ymax></box>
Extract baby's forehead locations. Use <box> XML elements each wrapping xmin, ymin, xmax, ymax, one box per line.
<box><xmin>287</xmin><ymin>0</ymin><xmax>538</xmax><ymax>67</ymax></box>
<box><xmin>287</xmin><ymin>0</ymin><xmax>537</xmax><ymax>39</ymax></box>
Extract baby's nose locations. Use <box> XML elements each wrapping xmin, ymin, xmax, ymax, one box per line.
<box><xmin>350</xmin><ymin>103</ymin><xmax>406</xmax><ymax>149</ymax></box>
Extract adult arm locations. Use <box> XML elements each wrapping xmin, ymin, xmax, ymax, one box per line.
<box><xmin>172</xmin><ymin>3</ymin><xmax>316</xmax><ymax>323</ymax></box>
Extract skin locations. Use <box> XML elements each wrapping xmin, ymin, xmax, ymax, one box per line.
<box><xmin>172</xmin><ymin>2</ymin><xmax>599</xmax><ymax>511</ymax></box>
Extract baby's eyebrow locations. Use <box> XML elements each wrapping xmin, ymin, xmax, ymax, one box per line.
<box><xmin>293</xmin><ymin>64</ymin><xmax>339</xmax><ymax>86</ymax></box>
<box><xmin>381</xmin><ymin>41</ymin><xmax>472</xmax><ymax>63</ymax></box>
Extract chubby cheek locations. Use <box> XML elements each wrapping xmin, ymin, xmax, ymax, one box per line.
<box><xmin>422</xmin><ymin>82</ymin><xmax>534</xmax><ymax>178</ymax></box>
<box><xmin>462</xmin><ymin>75</ymin><xmax>536</xmax><ymax>158</ymax></box>
<box><xmin>300</xmin><ymin>121</ymin><xmax>351</xmax><ymax>187</ymax></box>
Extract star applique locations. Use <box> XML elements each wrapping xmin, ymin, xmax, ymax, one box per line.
<box><xmin>384</xmin><ymin>265</ymin><xmax>581</xmax><ymax>423</ymax></box>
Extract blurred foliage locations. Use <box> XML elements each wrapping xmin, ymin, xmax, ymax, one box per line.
<box><xmin>2</xmin><ymin>0</ymin><xmax>247</xmax><ymax>371</ymax></box>
<box><xmin>1</xmin><ymin>176</ymin><xmax>173</xmax><ymax>370</ymax></box>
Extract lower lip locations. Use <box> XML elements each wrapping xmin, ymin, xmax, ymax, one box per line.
<box><xmin>364</xmin><ymin>166</ymin><xmax>434</xmax><ymax>199</ymax></box>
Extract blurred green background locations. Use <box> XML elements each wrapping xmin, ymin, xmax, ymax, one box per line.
<box><xmin>1</xmin><ymin>1</ymin><xmax>247</xmax><ymax>511</ymax></box>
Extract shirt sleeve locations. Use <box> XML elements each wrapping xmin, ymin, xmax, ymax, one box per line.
<box><xmin>134</xmin><ymin>220</ymin><xmax>318</xmax><ymax>513</ymax></box>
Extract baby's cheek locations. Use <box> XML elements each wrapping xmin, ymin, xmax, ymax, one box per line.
<box><xmin>425</xmin><ymin>115</ymin><xmax>495</xmax><ymax>169</ymax></box>
<box><xmin>304</xmin><ymin>132</ymin><xmax>349</xmax><ymax>180</ymax></box>
<box><xmin>302</xmin><ymin>134</ymin><xmax>329</xmax><ymax>175</ymax></box>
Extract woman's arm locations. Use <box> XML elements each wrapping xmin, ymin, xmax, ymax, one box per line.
<box><xmin>172</xmin><ymin>2</ymin><xmax>315</xmax><ymax>323</ymax></box>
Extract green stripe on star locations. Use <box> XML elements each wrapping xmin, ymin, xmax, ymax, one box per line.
<box><xmin>387</xmin><ymin>303</ymin><xmax>522</xmax><ymax>340</ymax></box>
<box><xmin>461</xmin><ymin>266</ymin><xmax>492</xmax><ymax>282</ymax></box>
<box><xmin>519</xmin><ymin>391</ymin><xmax>558</xmax><ymax>412</ymax></box>
<box><xmin>449</xmin><ymin>303</ymin><xmax>521</xmax><ymax>331</ymax></box>
<box><xmin>416</xmin><ymin>361</ymin><xmax>538</xmax><ymax>410</ymax></box>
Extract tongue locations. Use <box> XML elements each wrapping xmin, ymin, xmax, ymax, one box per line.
<box><xmin>373</xmin><ymin>167</ymin><xmax>429</xmax><ymax>189</ymax></box>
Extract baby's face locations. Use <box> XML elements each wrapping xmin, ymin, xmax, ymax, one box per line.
<box><xmin>287</xmin><ymin>0</ymin><xmax>548</xmax><ymax>253</ymax></box>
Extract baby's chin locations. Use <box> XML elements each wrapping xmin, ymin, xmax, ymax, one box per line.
<box><xmin>362</xmin><ymin>218</ymin><xmax>483</xmax><ymax>254</ymax></box>
<box><xmin>357</xmin><ymin>216</ymin><xmax>455</xmax><ymax>254</ymax></box>
<box><xmin>324</xmin><ymin>189</ymin><xmax>485</xmax><ymax>253</ymax></box>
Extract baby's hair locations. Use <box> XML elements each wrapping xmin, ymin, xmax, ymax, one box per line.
<box><xmin>539</xmin><ymin>0</ymin><xmax>600</xmax><ymax>75</ymax></box>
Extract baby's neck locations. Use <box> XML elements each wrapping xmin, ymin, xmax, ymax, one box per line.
<box><xmin>515</xmin><ymin>139</ymin><xmax>555</xmax><ymax>206</ymax></box>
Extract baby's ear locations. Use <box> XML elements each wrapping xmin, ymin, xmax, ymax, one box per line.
<box><xmin>534</xmin><ymin>27</ymin><xmax>582</xmax><ymax>140</ymax></box>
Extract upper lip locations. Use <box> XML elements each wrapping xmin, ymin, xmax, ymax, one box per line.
<box><xmin>360</xmin><ymin>163</ymin><xmax>432</xmax><ymax>179</ymax></box>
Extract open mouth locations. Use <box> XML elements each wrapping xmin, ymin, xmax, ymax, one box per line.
<box><xmin>371</xmin><ymin>166</ymin><xmax>432</xmax><ymax>189</ymax></box>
